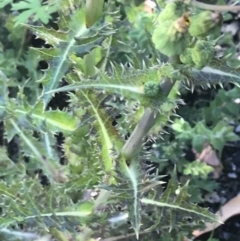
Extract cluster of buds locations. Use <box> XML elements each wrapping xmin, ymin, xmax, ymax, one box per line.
<box><xmin>180</xmin><ymin>40</ymin><xmax>215</xmax><ymax>69</ymax></box>
<box><xmin>189</xmin><ymin>10</ymin><xmax>223</xmax><ymax>39</ymax></box>
<box><xmin>152</xmin><ymin>2</ymin><xmax>190</xmax><ymax>56</ymax></box>
<box><xmin>152</xmin><ymin>0</ymin><xmax>223</xmax><ymax>60</ymax></box>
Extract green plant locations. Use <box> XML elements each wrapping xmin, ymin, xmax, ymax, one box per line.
<box><xmin>171</xmin><ymin>118</ymin><xmax>239</xmax><ymax>153</ymax></box>
<box><xmin>0</xmin><ymin>0</ymin><xmax>60</xmax><ymax>25</ymax></box>
<box><xmin>1</xmin><ymin>0</ymin><xmax>240</xmax><ymax>240</ymax></box>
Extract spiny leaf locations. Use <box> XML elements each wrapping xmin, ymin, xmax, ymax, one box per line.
<box><xmin>46</xmin><ymin>64</ymin><xmax>172</xmax><ymax>111</ymax></box>
<box><xmin>12</xmin><ymin>0</ymin><xmax>58</xmax><ymax>25</ymax></box>
<box><xmin>0</xmin><ymin>178</ymin><xmax>91</xmax><ymax>229</ymax></box>
<box><xmin>185</xmin><ymin>58</ymin><xmax>240</xmax><ymax>90</ymax></box>
<box><xmin>2</xmin><ymin>100</ymin><xmax>78</xmax><ymax>136</ymax></box>
<box><xmin>26</xmin><ymin>25</ymin><xmax>68</xmax><ymax>45</ymax></box>
<box><xmin>149</xmin><ymin>80</ymin><xmax>182</xmax><ymax>136</ymax></box>
<box><xmin>9</xmin><ymin>119</ymin><xmax>60</xmax><ymax>179</ymax></box>
<box><xmin>141</xmin><ymin>167</ymin><xmax>217</xmax><ymax>233</ymax></box>
<box><xmin>73</xmin><ymin>89</ymin><xmax>124</xmax><ymax>184</ymax></box>
<box><xmin>0</xmin><ymin>147</ymin><xmax>26</xmax><ymax>178</ymax></box>
<box><xmin>27</xmin><ymin>7</ymin><xmax>112</xmax><ymax>108</ymax></box>
<box><xmin>81</xmin><ymin>91</ymin><xmax>114</xmax><ymax>172</ymax></box>
<box><xmin>124</xmin><ymin>162</ymin><xmax>141</xmax><ymax>239</ymax></box>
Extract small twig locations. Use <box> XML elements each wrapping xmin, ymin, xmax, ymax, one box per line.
<box><xmin>192</xmin><ymin>0</ymin><xmax>240</xmax><ymax>12</ymax></box>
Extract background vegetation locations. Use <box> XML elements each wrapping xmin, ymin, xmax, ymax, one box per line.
<box><xmin>0</xmin><ymin>0</ymin><xmax>240</xmax><ymax>241</ymax></box>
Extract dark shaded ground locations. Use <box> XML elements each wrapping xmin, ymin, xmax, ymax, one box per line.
<box><xmin>197</xmin><ymin>145</ymin><xmax>240</xmax><ymax>241</ymax></box>
<box><xmin>181</xmin><ymin>88</ymin><xmax>240</xmax><ymax>241</ymax></box>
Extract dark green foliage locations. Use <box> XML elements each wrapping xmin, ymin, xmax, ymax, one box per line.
<box><xmin>0</xmin><ymin>0</ymin><xmax>239</xmax><ymax>241</ymax></box>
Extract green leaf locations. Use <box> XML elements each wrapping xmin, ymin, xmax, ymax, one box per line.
<box><xmin>186</xmin><ymin>58</ymin><xmax>240</xmax><ymax>89</ymax></box>
<box><xmin>210</xmin><ymin>138</ymin><xmax>224</xmax><ymax>151</ymax></box>
<box><xmin>184</xmin><ymin>161</ymin><xmax>214</xmax><ymax>177</ymax></box>
<box><xmin>225</xmin><ymin>132</ymin><xmax>239</xmax><ymax>142</ymax></box>
<box><xmin>141</xmin><ymin>167</ymin><xmax>217</xmax><ymax>233</ymax></box>
<box><xmin>0</xmin><ymin>178</ymin><xmax>90</xmax><ymax>229</ymax></box>
<box><xmin>70</xmin><ymin>89</ymin><xmax>123</xmax><ymax>180</ymax></box>
<box><xmin>47</xmin><ymin>64</ymin><xmax>171</xmax><ymax>112</ymax></box>
<box><xmin>192</xmin><ymin>135</ymin><xmax>206</xmax><ymax>152</ymax></box>
<box><xmin>27</xmin><ymin>7</ymin><xmax>112</xmax><ymax>108</ymax></box>
<box><xmin>1</xmin><ymin>100</ymin><xmax>79</xmax><ymax>134</ymax></box>
<box><xmin>12</xmin><ymin>0</ymin><xmax>58</xmax><ymax>25</ymax></box>
<box><xmin>0</xmin><ymin>0</ymin><xmax>12</xmax><ymax>8</ymax></box>
<box><xmin>124</xmin><ymin>162</ymin><xmax>141</xmax><ymax>238</ymax></box>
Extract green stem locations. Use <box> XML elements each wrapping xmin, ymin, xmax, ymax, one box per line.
<box><xmin>16</xmin><ymin>27</ymin><xmax>27</xmax><ymax>61</ymax></box>
<box><xmin>121</xmin><ymin>56</ymin><xmax>178</xmax><ymax>160</ymax></box>
<box><xmin>121</xmin><ymin>108</ymin><xmax>157</xmax><ymax>159</ymax></box>
<box><xmin>120</xmin><ymin>80</ymin><xmax>175</xmax><ymax>160</ymax></box>
<box><xmin>192</xmin><ymin>0</ymin><xmax>240</xmax><ymax>11</ymax></box>
<box><xmin>49</xmin><ymin>227</ymin><xmax>69</xmax><ymax>241</ymax></box>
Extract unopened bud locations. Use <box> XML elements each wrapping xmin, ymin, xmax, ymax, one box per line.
<box><xmin>189</xmin><ymin>11</ymin><xmax>222</xmax><ymax>39</ymax></box>
<box><xmin>191</xmin><ymin>40</ymin><xmax>215</xmax><ymax>69</ymax></box>
<box><xmin>157</xmin><ymin>1</ymin><xmax>188</xmax><ymax>23</ymax></box>
<box><xmin>152</xmin><ymin>13</ymin><xmax>190</xmax><ymax>56</ymax></box>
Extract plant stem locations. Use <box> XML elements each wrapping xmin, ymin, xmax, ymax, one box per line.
<box><xmin>121</xmin><ymin>55</ymin><xmax>178</xmax><ymax>160</ymax></box>
<box><xmin>16</xmin><ymin>27</ymin><xmax>27</xmax><ymax>61</ymax></box>
<box><xmin>121</xmin><ymin>108</ymin><xmax>157</xmax><ymax>159</ymax></box>
<box><xmin>192</xmin><ymin>0</ymin><xmax>240</xmax><ymax>11</ymax></box>
<box><xmin>49</xmin><ymin>227</ymin><xmax>69</xmax><ymax>241</ymax></box>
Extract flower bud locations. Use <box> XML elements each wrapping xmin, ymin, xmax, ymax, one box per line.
<box><xmin>180</xmin><ymin>47</ymin><xmax>195</xmax><ymax>66</ymax></box>
<box><xmin>191</xmin><ymin>40</ymin><xmax>215</xmax><ymax>69</ymax></box>
<box><xmin>152</xmin><ymin>13</ymin><xmax>190</xmax><ymax>56</ymax></box>
<box><xmin>144</xmin><ymin>81</ymin><xmax>160</xmax><ymax>97</ymax></box>
<box><xmin>157</xmin><ymin>1</ymin><xmax>188</xmax><ymax>23</ymax></box>
<box><xmin>189</xmin><ymin>11</ymin><xmax>222</xmax><ymax>39</ymax></box>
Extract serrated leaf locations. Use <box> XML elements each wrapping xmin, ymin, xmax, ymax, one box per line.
<box><xmin>141</xmin><ymin>167</ymin><xmax>217</xmax><ymax>233</ymax></box>
<box><xmin>0</xmin><ymin>178</ymin><xmax>90</xmax><ymax>229</ymax></box>
<box><xmin>189</xmin><ymin>58</ymin><xmax>240</xmax><ymax>89</ymax></box>
<box><xmin>73</xmin><ymin>90</ymin><xmax>123</xmax><ymax>180</ymax></box>
<box><xmin>124</xmin><ymin>162</ymin><xmax>141</xmax><ymax>238</ymax></box>
<box><xmin>47</xmin><ymin>64</ymin><xmax>170</xmax><ymax>111</ymax></box>
<box><xmin>1</xmin><ymin>100</ymin><xmax>79</xmax><ymax>134</ymax></box>
<box><xmin>27</xmin><ymin>7</ymin><xmax>113</xmax><ymax>108</ymax></box>
<box><xmin>12</xmin><ymin>0</ymin><xmax>58</xmax><ymax>25</ymax></box>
